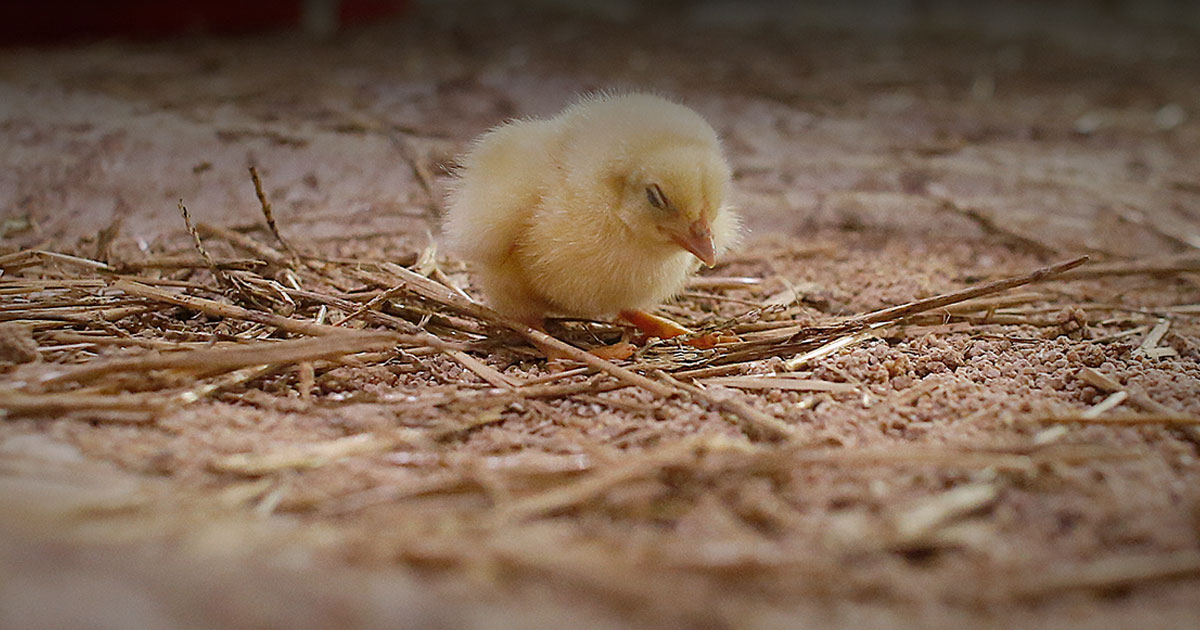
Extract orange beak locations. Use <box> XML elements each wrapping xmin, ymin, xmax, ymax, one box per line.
<box><xmin>670</xmin><ymin>219</ymin><xmax>717</xmax><ymax>267</ymax></box>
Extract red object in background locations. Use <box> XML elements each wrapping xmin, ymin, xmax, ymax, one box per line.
<box><xmin>0</xmin><ymin>0</ymin><xmax>409</xmax><ymax>46</ymax></box>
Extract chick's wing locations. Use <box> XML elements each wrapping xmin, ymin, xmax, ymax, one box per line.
<box><xmin>444</xmin><ymin>119</ymin><xmax>560</xmax><ymax>265</ymax></box>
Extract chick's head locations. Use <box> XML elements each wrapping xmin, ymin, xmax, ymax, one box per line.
<box><xmin>613</xmin><ymin>141</ymin><xmax>733</xmax><ymax>267</ymax></box>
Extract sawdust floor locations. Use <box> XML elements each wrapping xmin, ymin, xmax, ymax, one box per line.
<box><xmin>2</xmin><ymin>3</ymin><xmax>1200</xmax><ymax>629</ymax></box>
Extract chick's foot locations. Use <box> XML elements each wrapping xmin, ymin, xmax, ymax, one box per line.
<box><xmin>538</xmin><ymin>340</ymin><xmax>636</xmax><ymax>363</ymax></box>
<box><xmin>618</xmin><ymin>309</ymin><xmax>692</xmax><ymax>338</ymax></box>
<box><xmin>587</xmin><ymin>342</ymin><xmax>637</xmax><ymax>361</ymax></box>
<box><xmin>618</xmin><ymin>309</ymin><xmax>733</xmax><ymax>348</ymax></box>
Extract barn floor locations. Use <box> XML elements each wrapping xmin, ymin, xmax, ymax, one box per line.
<box><xmin>2</xmin><ymin>2</ymin><xmax>1200</xmax><ymax>628</ymax></box>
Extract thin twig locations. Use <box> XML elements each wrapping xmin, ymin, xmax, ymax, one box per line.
<box><xmin>852</xmin><ymin>256</ymin><xmax>1089</xmax><ymax>326</ymax></box>
<box><xmin>331</xmin><ymin>284</ymin><xmax>407</xmax><ymax>327</ymax></box>
<box><xmin>210</xmin><ymin>433</ymin><xmax>399</xmax><ymax>476</ymax></box>
<box><xmin>659</xmin><ymin>371</ymin><xmax>794</xmax><ymax>442</ymax></box>
<box><xmin>38</xmin><ymin>331</ymin><xmax>410</xmax><ymax>387</ymax></box>
<box><xmin>1014</xmin><ymin>551</ymin><xmax>1200</xmax><ymax>596</ymax></box>
<box><xmin>493</xmin><ymin>438</ymin><xmax>706</xmax><ymax>522</ymax></box>
<box><xmin>1041</xmin><ymin>414</ymin><xmax>1200</xmax><ymax>426</ymax></box>
<box><xmin>1056</xmin><ymin>255</ymin><xmax>1200</xmax><ymax>280</ymax></box>
<box><xmin>0</xmin><ymin>390</ymin><xmax>163</xmax><ymax>418</ymax></box>
<box><xmin>115</xmin><ymin>280</ymin><xmax>368</xmax><ymax>338</ymax></box>
<box><xmin>248</xmin><ymin>166</ymin><xmax>302</xmax><ymax>263</ymax></box>
<box><xmin>1075</xmin><ymin>367</ymin><xmax>1200</xmax><ymax>443</ymax></box>
<box><xmin>445</xmin><ymin>349</ymin><xmax>520</xmax><ymax>388</ymax></box>
<box><xmin>700</xmin><ymin>376</ymin><xmax>857</xmax><ymax>393</ymax></box>
<box><xmin>179</xmin><ymin>199</ymin><xmax>235</xmax><ymax>290</ymax></box>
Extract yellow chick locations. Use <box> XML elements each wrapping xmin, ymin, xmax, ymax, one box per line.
<box><xmin>444</xmin><ymin>92</ymin><xmax>740</xmax><ymax>352</ymax></box>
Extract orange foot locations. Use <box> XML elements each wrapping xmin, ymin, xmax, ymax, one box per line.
<box><xmin>540</xmin><ymin>341</ymin><xmax>636</xmax><ymax>363</ymax></box>
<box><xmin>617</xmin><ymin>310</ymin><xmax>736</xmax><ymax>349</ymax></box>
<box><xmin>589</xmin><ymin>341</ymin><xmax>636</xmax><ymax>360</ymax></box>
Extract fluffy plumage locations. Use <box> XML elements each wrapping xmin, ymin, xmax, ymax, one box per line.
<box><xmin>444</xmin><ymin>92</ymin><xmax>740</xmax><ymax>327</ymax></box>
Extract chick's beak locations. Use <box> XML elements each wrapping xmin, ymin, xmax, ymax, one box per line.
<box><xmin>670</xmin><ymin>219</ymin><xmax>717</xmax><ymax>267</ymax></box>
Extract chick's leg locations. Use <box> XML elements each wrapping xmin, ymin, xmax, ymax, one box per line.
<box><xmin>520</xmin><ymin>317</ymin><xmax>565</xmax><ymax>359</ymax></box>
<box><xmin>617</xmin><ymin>310</ymin><xmax>725</xmax><ymax>349</ymax></box>
<box><xmin>490</xmin><ymin>267</ymin><xmax>635</xmax><ymax>360</ymax></box>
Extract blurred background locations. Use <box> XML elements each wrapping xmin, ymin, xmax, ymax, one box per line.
<box><xmin>0</xmin><ymin>0</ymin><xmax>410</xmax><ymax>44</ymax></box>
<box><xmin>1</xmin><ymin>0</ymin><xmax>1197</xmax><ymax>256</ymax></box>
<box><xmin>2</xmin><ymin>1</ymin><xmax>1198</xmax><ymax>44</ymax></box>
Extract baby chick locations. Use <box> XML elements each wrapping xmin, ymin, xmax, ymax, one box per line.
<box><xmin>444</xmin><ymin>92</ymin><xmax>740</xmax><ymax>355</ymax></box>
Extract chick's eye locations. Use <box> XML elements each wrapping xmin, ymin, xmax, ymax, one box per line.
<box><xmin>645</xmin><ymin>183</ymin><xmax>670</xmax><ymax>210</ymax></box>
